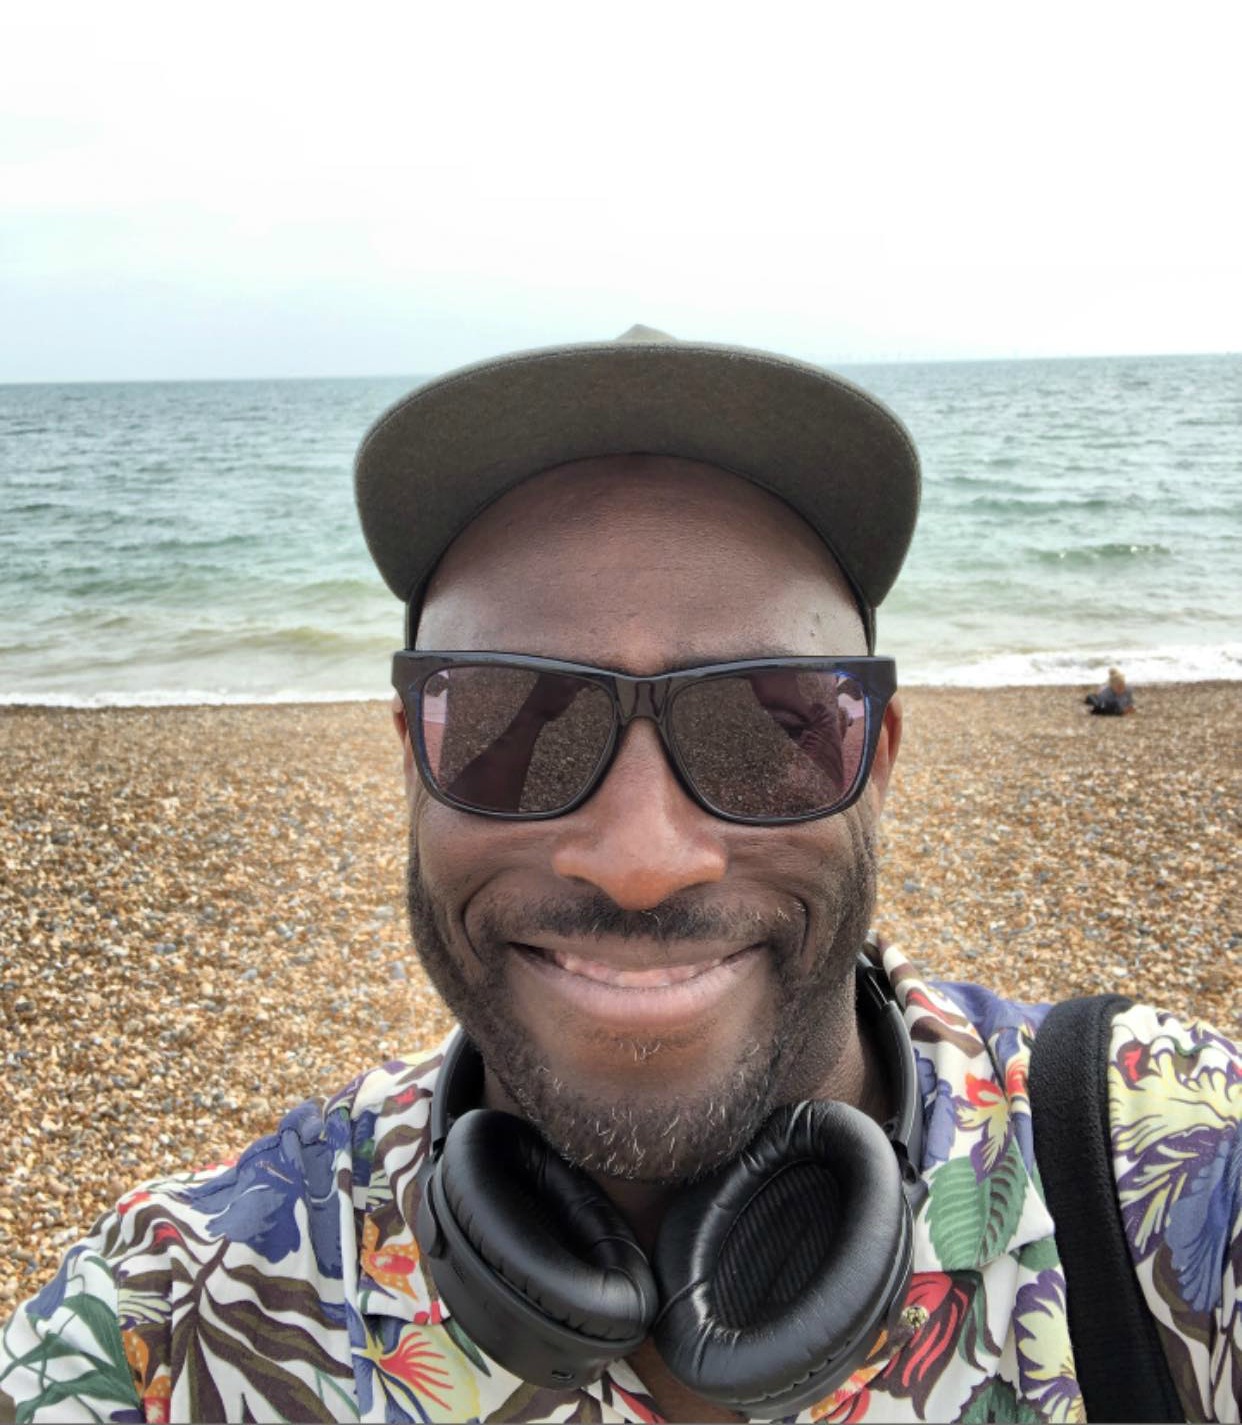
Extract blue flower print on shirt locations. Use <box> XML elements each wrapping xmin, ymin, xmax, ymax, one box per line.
<box><xmin>180</xmin><ymin>1099</ymin><xmax>342</xmax><ymax>1278</ymax></box>
<box><xmin>1166</xmin><ymin>1126</ymin><xmax>1242</xmax><ymax>1312</ymax></box>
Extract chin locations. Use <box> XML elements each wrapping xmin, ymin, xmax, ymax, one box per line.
<box><xmin>491</xmin><ymin>1024</ymin><xmax>782</xmax><ymax>1184</ymax></box>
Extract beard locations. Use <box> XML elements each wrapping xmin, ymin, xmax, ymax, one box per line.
<box><xmin>405</xmin><ymin>814</ymin><xmax>878</xmax><ymax>1186</ymax></box>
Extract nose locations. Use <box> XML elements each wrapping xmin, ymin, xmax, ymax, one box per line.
<box><xmin>550</xmin><ymin>722</ymin><xmax>728</xmax><ymax>909</ymax></box>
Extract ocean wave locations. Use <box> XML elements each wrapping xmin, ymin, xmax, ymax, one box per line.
<box><xmin>961</xmin><ymin>494</ymin><xmax>1118</xmax><ymax>515</ymax></box>
<box><xmin>0</xmin><ymin>688</ymin><xmax>387</xmax><ymax>709</ymax></box>
<box><xmin>283</xmin><ymin>576</ymin><xmax>391</xmax><ymax>604</ymax></box>
<box><xmin>56</xmin><ymin>559</ymin><xmax>378</xmax><ymax>602</ymax></box>
<box><xmin>60</xmin><ymin>566</ymin><xmax>246</xmax><ymax>598</ymax></box>
<box><xmin>7</xmin><ymin>500</ymin><xmax>72</xmax><ymax>516</ymax></box>
<box><xmin>901</xmin><ymin>642</ymin><xmax>1242</xmax><ymax>688</ymax></box>
<box><xmin>936</xmin><ymin>471</ymin><xmax>1019</xmax><ymax>488</ymax></box>
<box><xmin>228</xmin><ymin>625</ymin><xmax>382</xmax><ymax>654</ymax></box>
<box><xmin>1031</xmin><ymin>541</ymin><xmax>1172</xmax><ymax>565</ymax></box>
<box><xmin>106</xmin><ymin>532</ymin><xmax>262</xmax><ymax>556</ymax></box>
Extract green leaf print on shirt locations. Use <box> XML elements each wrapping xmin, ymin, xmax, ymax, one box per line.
<box><xmin>929</xmin><ymin>1136</ymin><xmax>1028</xmax><ymax>1268</ymax></box>
<box><xmin>959</xmin><ymin>1376</ymin><xmax>1043</xmax><ymax>1423</ymax></box>
<box><xmin>0</xmin><ymin>1255</ymin><xmax>138</xmax><ymax>1425</ymax></box>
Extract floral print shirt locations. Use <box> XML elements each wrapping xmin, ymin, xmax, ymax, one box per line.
<box><xmin>2</xmin><ymin>944</ymin><xmax>1239</xmax><ymax>1423</ymax></box>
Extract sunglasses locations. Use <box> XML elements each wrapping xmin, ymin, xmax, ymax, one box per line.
<box><xmin>393</xmin><ymin>651</ymin><xmax>896</xmax><ymax>826</ymax></box>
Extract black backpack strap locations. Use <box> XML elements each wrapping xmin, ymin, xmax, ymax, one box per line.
<box><xmin>1029</xmin><ymin>995</ymin><xmax>1183</xmax><ymax>1422</ymax></box>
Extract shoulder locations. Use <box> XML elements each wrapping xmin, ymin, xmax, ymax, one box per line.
<box><xmin>0</xmin><ymin>1038</ymin><xmax>456</xmax><ymax>1422</ymax></box>
<box><xmin>884</xmin><ymin>944</ymin><xmax>1050</xmax><ymax>1072</ymax></box>
<box><xmin>104</xmin><ymin>1039</ymin><xmax>454</xmax><ymax>1288</ymax></box>
<box><xmin>881</xmin><ymin>946</ymin><xmax>1050</xmax><ymax>1190</ymax></box>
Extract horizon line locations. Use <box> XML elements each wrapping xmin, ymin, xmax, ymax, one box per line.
<box><xmin>0</xmin><ymin>347</ymin><xmax>1237</xmax><ymax>389</ymax></box>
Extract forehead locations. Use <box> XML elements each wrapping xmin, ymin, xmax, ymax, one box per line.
<box><xmin>416</xmin><ymin>455</ymin><xmax>865</xmax><ymax>668</ymax></box>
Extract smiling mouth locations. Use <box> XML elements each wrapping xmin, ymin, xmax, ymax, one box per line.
<box><xmin>514</xmin><ymin>942</ymin><xmax>750</xmax><ymax>989</ymax></box>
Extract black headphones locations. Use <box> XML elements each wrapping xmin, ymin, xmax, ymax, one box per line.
<box><xmin>415</xmin><ymin>953</ymin><xmax>925</xmax><ymax>1418</ymax></box>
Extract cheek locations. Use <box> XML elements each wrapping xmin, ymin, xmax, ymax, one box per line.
<box><xmin>412</xmin><ymin>794</ymin><xmax>549</xmax><ymax>914</ymax></box>
<box><xmin>746</xmin><ymin>812</ymin><xmax>876</xmax><ymax>941</ymax></box>
<box><xmin>412</xmin><ymin>795</ymin><xmax>478</xmax><ymax>903</ymax></box>
<box><xmin>735</xmin><ymin>813</ymin><xmax>867</xmax><ymax>886</ymax></box>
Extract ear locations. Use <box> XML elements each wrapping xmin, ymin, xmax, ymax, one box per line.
<box><xmin>865</xmin><ymin>694</ymin><xmax>902</xmax><ymax>810</ymax></box>
<box><xmin>392</xmin><ymin>693</ymin><xmax>417</xmax><ymax>794</ymax></box>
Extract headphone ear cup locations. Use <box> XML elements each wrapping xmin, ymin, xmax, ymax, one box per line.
<box><xmin>417</xmin><ymin>1109</ymin><xmax>659</xmax><ymax>1390</ymax></box>
<box><xmin>651</xmin><ymin>1100</ymin><xmax>913</xmax><ymax>1417</ymax></box>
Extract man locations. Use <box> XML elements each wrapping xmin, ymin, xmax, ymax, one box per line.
<box><xmin>1</xmin><ymin>329</ymin><xmax>1237</xmax><ymax>1423</ymax></box>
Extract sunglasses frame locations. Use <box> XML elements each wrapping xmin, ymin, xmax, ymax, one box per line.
<box><xmin>392</xmin><ymin>651</ymin><xmax>897</xmax><ymax>826</ymax></box>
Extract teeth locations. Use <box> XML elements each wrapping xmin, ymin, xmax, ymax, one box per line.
<box><xmin>548</xmin><ymin>949</ymin><xmax>724</xmax><ymax>988</ymax></box>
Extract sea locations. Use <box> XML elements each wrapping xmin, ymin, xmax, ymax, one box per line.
<box><xmin>1</xmin><ymin>353</ymin><xmax>1239</xmax><ymax>705</ymax></box>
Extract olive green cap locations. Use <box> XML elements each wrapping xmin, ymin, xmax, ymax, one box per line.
<box><xmin>355</xmin><ymin>326</ymin><xmax>920</xmax><ymax>650</ymax></box>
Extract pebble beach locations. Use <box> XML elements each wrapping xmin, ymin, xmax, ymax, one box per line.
<box><xmin>1</xmin><ymin>683</ymin><xmax>1238</xmax><ymax>1314</ymax></box>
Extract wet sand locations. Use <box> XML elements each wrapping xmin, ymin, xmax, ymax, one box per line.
<box><xmin>1</xmin><ymin>684</ymin><xmax>1238</xmax><ymax>1313</ymax></box>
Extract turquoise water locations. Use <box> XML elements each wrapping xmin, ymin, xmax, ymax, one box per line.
<box><xmin>1</xmin><ymin>354</ymin><xmax>1238</xmax><ymax>703</ymax></box>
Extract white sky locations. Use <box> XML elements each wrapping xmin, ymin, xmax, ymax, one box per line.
<box><xmin>3</xmin><ymin>2</ymin><xmax>1240</xmax><ymax>381</ymax></box>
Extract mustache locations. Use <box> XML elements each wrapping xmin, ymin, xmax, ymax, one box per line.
<box><xmin>475</xmin><ymin>890</ymin><xmax>806</xmax><ymax>949</ymax></box>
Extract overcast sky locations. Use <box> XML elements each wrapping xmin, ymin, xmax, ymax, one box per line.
<box><xmin>4</xmin><ymin>3</ymin><xmax>1240</xmax><ymax>382</ymax></box>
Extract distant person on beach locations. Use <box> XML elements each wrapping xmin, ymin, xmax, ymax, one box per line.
<box><xmin>1084</xmin><ymin>665</ymin><xmax>1136</xmax><ymax>715</ymax></box>
<box><xmin>3</xmin><ymin>329</ymin><xmax>1237</xmax><ymax>1423</ymax></box>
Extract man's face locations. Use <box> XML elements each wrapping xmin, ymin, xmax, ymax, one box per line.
<box><xmin>397</xmin><ymin>455</ymin><xmax>901</xmax><ymax>1183</ymax></box>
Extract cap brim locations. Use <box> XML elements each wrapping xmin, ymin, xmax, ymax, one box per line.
<box><xmin>355</xmin><ymin>339</ymin><xmax>920</xmax><ymax>627</ymax></box>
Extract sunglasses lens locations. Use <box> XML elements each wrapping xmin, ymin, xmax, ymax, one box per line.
<box><xmin>420</xmin><ymin>666</ymin><xmax>614</xmax><ymax>814</ymax></box>
<box><xmin>669</xmin><ymin>669</ymin><xmax>868</xmax><ymax>819</ymax></box>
